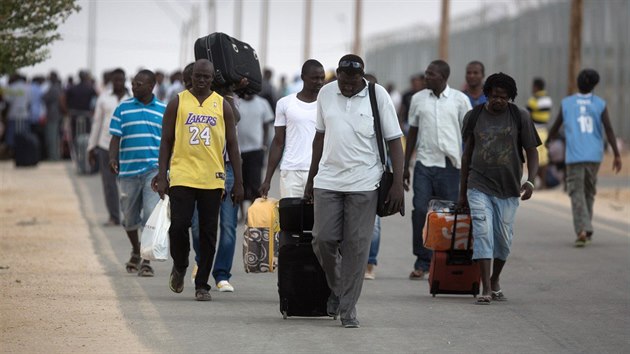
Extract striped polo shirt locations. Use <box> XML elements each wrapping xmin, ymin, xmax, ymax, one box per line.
<box><xmin>109</xmin><ymin>96</ymin><xmax>166</xmax><ymax>177</ymax></box>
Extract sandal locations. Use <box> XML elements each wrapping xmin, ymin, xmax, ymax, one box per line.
<box><xmin>476</xmin><ymin>295</ymin><xmax>492</xmax><ymax>305</ymax></box>
<box><xmin>125</xmin><ymin>252</ymin><xmax>141</xmax><ymax>273</ymax></box>
<box><xmin>138</xmin><ymin>261</ymin><xmax>154</xmax><ymax>277</ymax></box>
<box><xmin>491</xmin><ymin>290</ymin><xmax>507</xmax><ymax>301</ymax></box>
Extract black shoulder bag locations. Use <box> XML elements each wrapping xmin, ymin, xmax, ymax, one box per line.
<box><xmin>368</xmin><ymin>82</ymin><xmax>401</xmax><ymax>217</ymax></box>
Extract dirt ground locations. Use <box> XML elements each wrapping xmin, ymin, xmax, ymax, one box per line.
<box><xmin>0</xmin><ymin>153</ymin><xmax>627</xmax><ymax>352</ymax></box>
<box><xmin>0</xmin><ymin>162</ymin><xmax>146</xmax><ymax>353</ymax></box>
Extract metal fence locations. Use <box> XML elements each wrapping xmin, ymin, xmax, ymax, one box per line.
<box><xmin>365</xmin><ymin>0</ymin><xmax>630</xmax><ymax>142</ymax></box>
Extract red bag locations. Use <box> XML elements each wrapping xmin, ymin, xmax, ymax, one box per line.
<box><xmin>423</xmin><ymin>200</ymin><xmax>472</xmax><ymax>251</ymax></box>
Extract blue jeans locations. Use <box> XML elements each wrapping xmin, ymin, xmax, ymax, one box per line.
<box><xmin>118</xmin><ymin>168</ymin><xmax>159</xmax><ymax>231</ymax></box>
<box><xmin>368</xmin><ymin>216</ymin><xmax>381</xmax><ymax>265</ymax></box>
<box><xmin>467</xmin><ymin>189</ymin><xmax>519</xmax><ymax>260</ymax></box>
<box><xmin>412</xmin><ymin>159</ymin><xmax>460</xmax><ymax>271</ymax></box>
<box><xmin>191</xmin><ymin>162</ymin><xmax>238</xmax><ymax>283</ymax></box>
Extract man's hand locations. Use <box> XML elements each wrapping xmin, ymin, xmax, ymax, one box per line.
<box><xmin>109</xmin><ymin>159</ymin><xmax>119</xmax><ymax>175</ymax></box>
<box><xmin>403</xmin><ymin>167</ymin><xmax>411</xmax><ymax>192</ymax></box>
<box><xmin>231</xmin><ymin>182</ymin><xmax>244</xmax><ymax>205</ymax></box>
<box><xmin>520</xmin><ymin>181</ymin><xmax>534</xmax><ymax>201</ymax></box>
<box><xmin>88</xmin><ymin>149</ymin><xmax>97</xmax><ymax>167</ymax></box>
<box><xmin>303</xmin><ymin>180</ymin><xmax>314</xmax><ymax>203</ymax></box>
<box><xmin>259</xmin><ymin>181</ymin><xmax>271</xmax><ymax>199</ymax></box>
<box><xmin>613</xmin><ymin>156</ymin><xmax>622</xmax><ymax>174</ymax></box>
<box><xmin>153</xmin><ymin>173</ymin><xmax>169</xmax><ymax>199</ymax></box>
<box><xmin>457</xmin><ymin>193</ymin><xmax>469</xmax><ymax>211</ymax></box>
<box><xmin>386</xmin><ymin>183</ymin><xmax>405</xmax><ymax>216</ymax></box>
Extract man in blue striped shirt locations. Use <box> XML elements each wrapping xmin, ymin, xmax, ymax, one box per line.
<box><xmin>109</xmin><ymin>69</ymin><xmax>166</xmax><ymax>276</ymax></box>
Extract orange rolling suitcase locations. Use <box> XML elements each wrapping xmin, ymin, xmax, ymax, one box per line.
<box><xmin>426</xmin><ymin>201</ymin><xmax>480</xmax><ymax>297</ymax></box>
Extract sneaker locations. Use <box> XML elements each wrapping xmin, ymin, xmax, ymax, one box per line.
<box><xmin>364</xmin><ymin>264</ymin><xmax>376</xmax><ymax>280</ymax></box>
<box><xmin>195</xmin><ymin>289</ymin><xmax>212</xmax><ymax>301</ymax></box>
<box><xmin>409</xmin><ymin>269</ymin><xmax>425</xmax><ymax>280</ymax></box>
<box><xmin>217</xmin><ymin>280</ymin><xmax>234</xmax><ymax>292</ymax></box>
<box><xmin>575</xmin><ymin>231</ymin><xmax>587</xmax><ymax>248</ymax></box>
<box><xmin>191</xmin><ymin>264</ymin><xmax>198</xmax><ymax>286</ymax></box>
<box><xmin>169</xmin><ymin>266</ymin><xmax>185</xmax><ymax>293</ymax></box>
<box><xmin>585</xmin><ymin>232</ymin><xmax>593</xmax><ymax>245</ymax></box>
<box><xmin>327</xmin><ymin>293</ymin><xmax>340</xmax><ymax>317</ymax></box>
<box><xmin>341</xmin><ymin>318</ymin><xmax>360</xmax><ymax>328</ymax></box>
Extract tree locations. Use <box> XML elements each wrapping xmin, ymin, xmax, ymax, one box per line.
<box><xmin>0</xmin><ymin>0</ymin><xmax>80</xmax><ymax>75</ymax></box>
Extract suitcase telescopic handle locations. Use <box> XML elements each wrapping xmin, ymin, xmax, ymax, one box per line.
<box><xmin>448</xmin><ymin>207</ymin><xmax>473</xmax><ymax>256</ymax></box>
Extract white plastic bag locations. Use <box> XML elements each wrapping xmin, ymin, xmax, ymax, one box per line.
<box><xmin>140</xmin><ymin>195</ymin><xmax>170</xmax><ymax>261</ymax></box>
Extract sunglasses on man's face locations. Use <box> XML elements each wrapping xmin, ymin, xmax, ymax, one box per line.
<box><xmin>339</xmin><ymin>60</ymin><xmax>363</xmax><ymax>69</ymax></box>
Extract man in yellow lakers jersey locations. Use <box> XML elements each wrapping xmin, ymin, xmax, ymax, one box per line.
<box><xmin>155</xmin><ymin>59</ymin><xmax>244</xmax><ymax>301</ymax></box>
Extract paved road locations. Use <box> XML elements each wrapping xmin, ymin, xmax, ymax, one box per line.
<box><xmin>72</xmin><ymin>167</ymin><xmax>629</xmax><ymax>353</ymax></box>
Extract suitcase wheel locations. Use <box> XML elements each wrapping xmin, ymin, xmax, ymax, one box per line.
<box><xmin>430</xmin><ymin>280</ymin><xmax>439</xmax><ymax>297</ymax></box>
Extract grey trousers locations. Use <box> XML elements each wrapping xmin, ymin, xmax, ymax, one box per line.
<box><xmin>312</xmin><ymin>188</ymin><xmax>378</xmax><ymax>321</ymax></box>
<box><xmin>566</xmin><ymin>162</ymin><xmax>600</xmax><ymax>235</ymax></box>
<box><xmin>96</xmin><ymin>147</ymin><xmax>120</xmax><ymax>223</ymax></box>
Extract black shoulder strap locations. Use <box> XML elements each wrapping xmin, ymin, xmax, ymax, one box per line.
<box><xmin>368</xmin><ymin>82</ymin><xmax>387</xmax><ymax>167</ymax></box>
<box><xmin>463</xmin><ymin>104</ymin><xmax>485</xmax><ymax>141</ymax></box>
<box><xmin>507</xmin><ymin>103</ymin><xmax>526</xmax><ymax>163</ymax></box>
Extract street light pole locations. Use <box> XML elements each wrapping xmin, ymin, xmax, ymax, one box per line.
<box><xmin>303</xmin><ymin>0</ymin><xmax>312</xmax><ymax>61</ymax></box>
<box><xmin>567</xmin><ymin>0</ymin><xmax>583</xmax><ymax>94</ymax></box>
<box><xmin>87</xmin><ymin>1</ymin><xmax>96</xmax><ymax>75</ymax></box>
<box><xmin>260</xmin><ymin>0</ymin><xmax>270</xmax><ymax>68</ymax></box>
<box><xmin>353</xmin><ymin>0</ymin><xmax>362</xmax><ymax>55</ymax></box>
<box><xmin>439</xmin><ymin>0</ymin><xmax>450</xmax><ymax>61</ymax></box>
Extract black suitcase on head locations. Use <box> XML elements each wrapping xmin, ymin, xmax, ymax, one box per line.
<box><xmin>277</xmin><ymin>198</ymin><xmax>332</xmax><ymax>319</ymax></box>
<box><xmin>194</xmin><ymin>32</ymin><xmax>262</xmax><ymax>95</ymax></box>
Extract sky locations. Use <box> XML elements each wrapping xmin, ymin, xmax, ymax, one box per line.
<box><xmin>20</xmin><ymin>0</ymin><xmax>492</xmax><ymax>85</ymax></box>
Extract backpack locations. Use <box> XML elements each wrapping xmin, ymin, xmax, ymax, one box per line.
<box><xmin>462</xmin><ymin>103</ymin><xmax>526</xmax><ymax>163</ymax></box>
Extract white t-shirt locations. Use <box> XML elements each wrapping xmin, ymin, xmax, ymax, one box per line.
<box><xmin>88</xmin><ymin>90</ymin><xmax>131</xmax><ymax>151</ymax></box>
<box><xmin>237</xmin><ymin>95</ymin><xmax>274</xmax><ymax>153</ymax></box>
<box><xmin>314</xmin><ymin>80</ymin><xmax>403</xmax><ymax>192</ymax></box>
<box><xmin>274</xmin><ymin>93</ymin><xmax>317</xmax><ymax>171</ymax></box>
<box><xmin>408</xmin><ymin>86</ymin><xmax>472</xmax><ymax>169</ymax></box>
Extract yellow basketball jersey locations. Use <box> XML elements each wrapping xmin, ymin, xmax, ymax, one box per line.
<box><xmin>169</xmin><ymin>90</ymin><xmax>226</xmax><ymax>189</ymax></box>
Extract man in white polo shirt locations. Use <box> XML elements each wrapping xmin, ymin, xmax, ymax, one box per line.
<box><xmin>404</xmin><ymin>59</ymin><xmax>472</xmax><ymax>280</ymax></box>
<box><xmin>260</xmin><ymin>59</ymin><xmax>325</xmax><ymax>198</ymax></box>
<box><xmin>304</xmin><ymin>54</ymin><xmax>404</xmax><ymax>328</ymax></box>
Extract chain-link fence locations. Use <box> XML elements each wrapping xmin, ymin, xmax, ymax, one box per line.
<box><xmin>365</xmin><ymin>0</ymin><xmax>630</xmax><ymax>142</ymax></box>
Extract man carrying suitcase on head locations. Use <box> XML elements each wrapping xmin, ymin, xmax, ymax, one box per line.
<box><xmin>154</xmin><ymin>59</ymin><xmax>244</xmax><ymax>301</ymax></box>
<box><xmin>458</xmin><ymin>73</ymin><xmax>540</xmax><ymax>304</ymax></box>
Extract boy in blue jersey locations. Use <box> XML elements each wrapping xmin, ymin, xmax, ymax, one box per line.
<box><xmin>109</xmin><ymin>70</ymin><xmax>166</xmax><ymax>274</ymax></box>
<box><xmin>547</xmin><ymin>69</ymin><xmax>622</xmax><ymax>247</ymax></box>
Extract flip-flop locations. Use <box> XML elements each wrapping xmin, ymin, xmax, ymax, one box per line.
<box><xmin>476</xmin><ymin>295</ymin><xmax>492</xmax><ymax>305</ymax></box>
<box><xmin>125</xmin><ymin>253</ymin><xmax>141</xmax><ymax>273</ymax></box>
<box><xmin>492</xmin><ymin>290</ymin><xmax>507</xmax><ymax>301</ymax></box>
<box><xmin>138</xmin><ymin>262</ymin><xmax>154</xmax><ymax>277</ymax></box>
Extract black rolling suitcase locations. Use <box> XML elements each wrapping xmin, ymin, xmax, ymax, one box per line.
<box><xmin>277</xmin><ymin>198</ymin><xmax>333</xmax><ymax>319</ymax></box>
<box><xmin>194</xmin><ymin>32</ymin><xmax>262</xmax><ymax>95</ymax></box>
<box><xmin>14</xmin><ymin>120</ymin><xmax>40</xmax><ymax>167</ymax></box>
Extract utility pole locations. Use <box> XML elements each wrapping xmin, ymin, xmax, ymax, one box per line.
<box><xmin>353</xmin><ymin>0</ymin><xmax>362</xmax><ymax>55</ymax></box>
<box><xmin>207</xmin><ymin>0</ymin><xmax>216</xmax><ymax>34</ymax></box>
<box><xmin>234</xmin><ymin>0</ymin><xmax>243</xmax><ymax>39</ymax></box>
<box><xmin>260</xmin><ymin>0</ymin><xmax>270</xmax><ymax>68</ymax></box>
<box><xmin>303</xmin><ymin>0</ymin><xmax>312</xmax><ymax>61</ymax></box>
<box><xmin>567</xmin><ymin>0</ymin><xmax>583</xmax><ymax>94</ymax></box>
<box><xmin>439</xmin><ymin>0</ymin><xmax>450</xmax><ymax>61</ymax></box>
<box><xmin>87</xmin><ymin>1</ymin><xmax>96</xmax><ymax>75</ymax></box>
